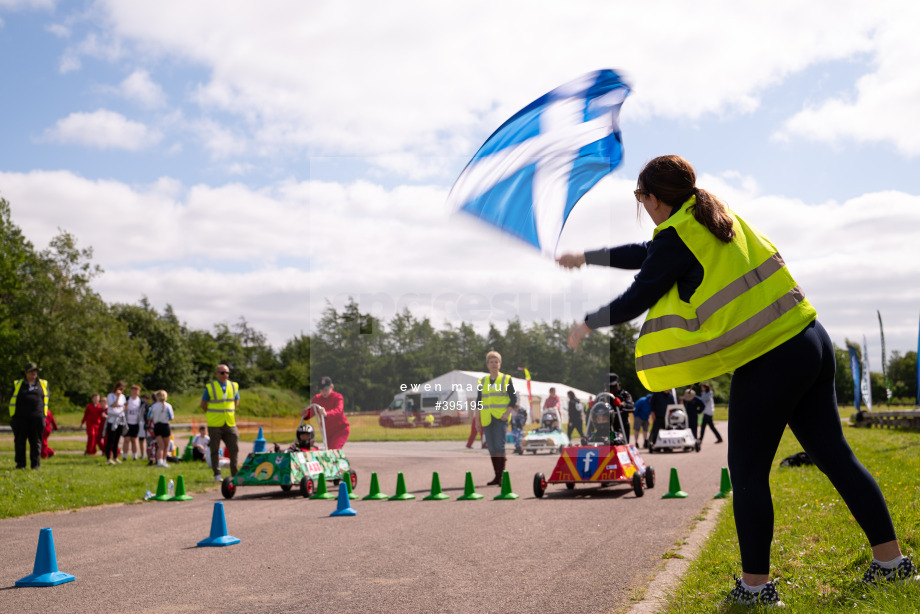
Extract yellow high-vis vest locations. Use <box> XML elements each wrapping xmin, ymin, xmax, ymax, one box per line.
<box><xmin>205</xmin><ymin>380</ymin><xmax>239</xmax><ymax>427</ymax></box>
<box><xmin>9</xmin><ymin>379</ymin><xmax>49</xmax><ymax>417</ymax></box>
<box><xmin>478</xmin><ymin>373</ymin><xmax>511</xmax><ymax>427</ymax></box>
<box><xmin>635</xmin><ymin>196</ymin><xmax>816</xmax><ymax>391</ymax></box>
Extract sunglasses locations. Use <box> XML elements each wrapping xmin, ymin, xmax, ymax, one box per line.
<box><xmin>217</xmin><ymin>371</ymin><xmax>229</xmax><ymax>375</ymax></box>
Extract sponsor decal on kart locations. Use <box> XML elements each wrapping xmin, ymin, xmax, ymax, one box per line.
<box><xmin>306</xmin><ymin>461</ymin><xmax>323</xmax><ymax>474</ymax></box>
<box><xmin>254</xmin><ymin>461</ymin><xmax>274</xmax><ymax>480</ymax></box>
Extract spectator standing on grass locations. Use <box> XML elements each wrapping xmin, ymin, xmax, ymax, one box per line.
<box><xmin>104</xmin><ymin>381</ymin><xmax>127</xmax><ymax>465</ymax></box>
<box><xmin>566</xmin><ymin>390</ymin><xmax>584</xmax><ymax>440</ymax></box>
<box><xmin>698</xmin><ymin>383</ymin><xmax>723</xmax><ymax>444</ymax></box>
<box><xmin>475</xmin><ymin>351</ymin><xmax>517</xmax><ymax>486</ymax></box>
<box><xmin>201</xmin><ymin>364</ymin><xmax>240</xmax><ymax>482</ymax></box>
<box><xmin>559</xmin><ymin>154</ymin><xmax>918</xmax><ymax>606</ymax></box>
<box><xmin>304</xmin><ymin>376</ymin><xmax>350</xmax><ymax>450</ymax></box>
<box><xmin>9</xmin><ymin>362</ymin><xmax>48</xmax><ymax>470</ymax></box>
<box><xmin>40</xmin><ymin>407</ymin><xmax>58</xmax><ymax>459</ymax></box>
<box><xmin>81</xmin><ymin>393</ymin><xmax>106</xmax><ymax>455</ymax></box>
<box><xmin>122</xmin><ymin>384</ymin><xmax>143</xmax><ymax>461</ymax></box>
<box><xmin>150</xmin><ymin>390</ymin><xmax>174</xmax><ymax>469</ymax></box>
<box><xmin>137</xmin><ymin>392</ymin><xmax>151</xmax><ymax>459</ymax></box>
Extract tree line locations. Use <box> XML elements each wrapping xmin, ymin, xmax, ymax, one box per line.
<box><xmin>2</xmin><ymin>196</ymin><xmax>915</xmax><ymax>416</ymax></box>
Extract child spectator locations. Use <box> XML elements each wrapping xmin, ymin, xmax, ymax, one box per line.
<box><xmin>81</xmin><ymin>393</ymin><xmax>106</xmax><ymax>455</ymax></box>
<box><xmin>191</xmin><ymin>425</ymin><xmax>210</xmax><ymax>461</ymax></box>
<box><xmin>40</xmin><ymin>407</ymin><xmax>58</xmax><ymax>458</ymax></box>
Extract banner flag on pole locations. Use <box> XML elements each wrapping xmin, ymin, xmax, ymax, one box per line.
<box><xmin>448</xmin><ymin>70</ymin><xmax>630</xmax><ymax>256</ymax></box>
<box><xmin>862</xmin><ymin>335</ymin><xmax>873</xmax><ymax>412</ymax></box>
<box><xmin>916</xmin><ymin>313</ymin><xmax>919</xmax><ymax>407</ymax></box>
<box><xmin>878</xmin><ymin>310</ymin><xmax>892</xmax><ymax>404</ymax></box>
<box><xmin>848</xmin><ymin>345</ymin><xmax>861</xmax><ymax>411</ymax></box>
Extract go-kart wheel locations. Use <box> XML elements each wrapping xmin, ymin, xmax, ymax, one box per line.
<box><xmin>221</xmin><ymin>477</ymin><xmax>236</xmax><ymax>499</ymax></box>
<box><xmin>280</xmin><ymin>484</ymin><xmax>292</xmax><ymax>492</ymax></box>
<box><xmin>533</xmin><ymin>472</ymin><xmax>546</xmax><ymax>498</ymax></box>
<box><xmin>299</xmin><ymin>476</ymin><xmax>315</xmax><ymax>498</ymax></box>
<box><xmin>565</xmin><ymin>482</ymin><xmax>575</xmax><ymax>490</ymax></box>
<box><xmin>645</xmin><ymin>466</ymin><xmax>656</xmax><ymax>489</ymax></box>
<box><xmin>632</xmin><ymin>472</ymin><xmax>644</xmax><ymax>497</ymax></box>
<box><xmin>695</xmin><ymin>439</ymin><xmax>702</xmax><ymax>452</ymax></box>
<box><xmin>348</xmin><ymin>469</ymin><xmax>358</xmax><ymax>491</ymax></box>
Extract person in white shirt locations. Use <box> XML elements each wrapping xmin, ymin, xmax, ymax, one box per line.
<box><xmin>122</xmin><ymin>384</ymin><xmax>143</xmax><ymax>461</ymax></box>
<box><xmin>104</xmin><ymin>381</ymin><xmax>127</xmax><ymax>465</ymax></box>
<box><xmin>149</xmin><ymin>390</ymin><xmax>175</xmax><ymax>469</ymax></box>
<box><xmin>191</xmin><ymin>425</ymin><xmax>210</xmax><ymax>463</ymax></box>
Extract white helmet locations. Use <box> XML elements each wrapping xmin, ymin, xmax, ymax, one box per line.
<box><xmin>668</xmin><ymin>408</ymin><xmax>687</xmax><ymax>429</ymax></box>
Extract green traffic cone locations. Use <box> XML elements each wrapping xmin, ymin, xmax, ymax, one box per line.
<box><xmin>152</xmin><ymin>474</ymin><xmax>171</xmax><ymax>501</ymax></box>
<box><xmin>362</xmin><ymin>472</ymin><xmax>389</xmax><ymax>500</ymax></box>
<box><xmin>169</xmin><ymin>474</ymin><xmax>193</xmax><ymax>501</ymax></box>
<box><xmin>310</xmin><ymin>472</ymin><xmax>336</xmax><ymax>500</ymax></box>
<box><xmin>662</xmin><ymin>467</ymin><xmax>689</xmax><ymax>499</ymax></box>
<box><xmin>423</xmin><ymin>472</ymin><xmax>450</xmax><ymax>500</ymax></box>
<box><xmin>181</xmin><ymin>437</ymin><xmax>194</xmax><ymax>462</ymax></box>
<box><xmin>713</xmin><ymin>467</ymin><xmax>732</xmax><ymax>499</ymax></box>
<box><xmin>388</xmin><ymin>472</ymin><xmax>416</xmax><ymax>500</ymax></box>
<box><xmin>343</xmin><ymin>474</ymin><xmax>358</xmax><ymax>500</ymax></box>
<box><xmin>457</xmin><ymin>471</ymin><xmax>484</xmax><ymax>500</ymax></box>
<box><xmin>494</xmin><ymin>470</ymin><xmax>519</xmax><ymax>500</ymax></box>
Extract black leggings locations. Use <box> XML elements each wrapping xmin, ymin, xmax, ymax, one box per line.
<box><xmin>728</xmin><ymin>320</ymin><xmax>896</xmax><ymax>575</ymax></box>
<box><xmin>105</xmin><ymin>424</ymin><xmax>122</xmax><ymax>460</ymax></box>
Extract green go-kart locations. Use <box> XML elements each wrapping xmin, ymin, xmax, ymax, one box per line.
<box><xmin>220</xmin><ymin>408</ymin><xmax>357</xmax><ymax>499</ymax></box>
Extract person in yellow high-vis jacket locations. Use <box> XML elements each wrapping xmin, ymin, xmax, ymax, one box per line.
<box><xmin>558</xmin><ymin>155</ymin><xmax>914</xmax><ymax>606</ymax></box>
<box><xmin>475</xmin><ymin>351</ymin><xmax>517</xmax><ymax>486</ymax></box>
<box><xmin>200</xmin><ymin>364</ymin><xmax>240</xmax><ymax>482</ymax></box>
<box><xmin>8</xmin><ymin>362</ymin><xmax>48</xmax><ymax>469</ymax></box>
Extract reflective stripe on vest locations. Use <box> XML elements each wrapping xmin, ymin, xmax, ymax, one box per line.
<box><xmin>9</xmin><ymin>379</ymin><xmax>49</xmax><ymax>417</ymax></box>
<box><xmin>479</xmin><ymin>373</ymin><xmax>511</xmax><ymax>427</ymax></box>
<box><xmin>205</xmin><ymin>380</ymin><xmax>238</xmax><ymax>427</ymax></box>
<box><xmin>634</xmin><ymin>196</ymin><xmax>816</xmax><ymax>391</ymax></box>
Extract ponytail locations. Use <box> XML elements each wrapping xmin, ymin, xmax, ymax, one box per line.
<box><xmin>689</xmin><ymin>188</ymin><xmax>734</xmax><ymax>243</ymax></box>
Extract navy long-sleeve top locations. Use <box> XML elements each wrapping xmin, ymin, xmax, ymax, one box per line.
<box><xmin>583</xmin><ymin>220</ymin><xmax>704</xmax><ymax>330</ymax></box>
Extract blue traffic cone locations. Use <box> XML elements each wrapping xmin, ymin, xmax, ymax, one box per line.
<box><xmin>252</xmin><ymin>427</ymin><xmax>267</xmax><ymax>453</ymax></box>
<box><xmin>330</xmin><ymin>482</ymin><xmax>357</xmax><ymax>517</ymax></box>
<box><xmin>197</xmin><ymin>502</ymin><xmax>241</xmax><ymax>547</ymax></box>
<box><xmin>15</xmin><ymin>528</ymin><xmax>75</xmax><ymax>587</ymax></box>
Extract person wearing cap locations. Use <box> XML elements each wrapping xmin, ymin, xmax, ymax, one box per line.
<box><xmin>200</xmin><ymin>364</ymin><xmax>240</xmax><ymax>482</ymax></box>
<box><xmin>303</xmin><ymin>376</ymin><xmax>350</xmax><ymax>449</ymax></box>
<box><xmin>8</xmin><ymin>362</ymin><xmax>49</xmax><ymax>469</ymax></box>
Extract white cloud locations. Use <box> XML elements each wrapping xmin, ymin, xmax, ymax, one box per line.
<box><xmin>2</xmin><ymin>168</ymin><xmax>918</xmax><ymax>352</ymax></box>
<box><xmin>80</xmin><ymin>0</ymin><xmax>904</xmax><ymax>169</ymax></box>
<box><xmin>0</xmin><ymin>0</ymin><xmax>54</xmax><ymax>9</ymax></box>
<box><xmin>42</xmin><ymin>109</ymin><xmax>162</xmax><ymax>150</ymax></box>
<box><xmin>118</xmin><ymin>69</ymin><xmax>166</xmax><ymax>108</ymax></box>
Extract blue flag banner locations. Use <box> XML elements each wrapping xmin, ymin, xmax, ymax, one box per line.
<box><xmin>862</xmin><ymin>335</ymin><xmax>873</xmax><ymax>412</ymax></box>
<box><xmin>448</xmin><ymin>70</ymin><xmax>630</xmax><ymax>256</ymax></box>
<box><xmin>848</xmin><ymin>345</ymin><xmax>861</xmax><ymax>411</ymax></box>
<box><xmin>916</xmin><ymin>313</ymin><xmax>919</xmax><ymax>406</ymax></box>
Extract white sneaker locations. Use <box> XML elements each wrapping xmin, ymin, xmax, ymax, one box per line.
<box><xmin>214</xmin><ymin>473</ymin><xmax>223</xmax><ymax>483</ymax></box>
<box><xmin>863</xmin><ymin>555</ymin><xmax>920</xmax><ymax>583</ymax></box>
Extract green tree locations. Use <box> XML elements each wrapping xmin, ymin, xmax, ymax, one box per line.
<box><xmin>113</xmin><ymin>299</ymin><xmax>195</xmax><ymax>393</ymax></box>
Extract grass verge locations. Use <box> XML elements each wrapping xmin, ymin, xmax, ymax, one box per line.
<box><xmin>0</xmin><ymin>455</ymin><xmax>217</xmax><ymax>519</ymax></box>
<box><xmin>659</xmin><ymin>426</ymin><xmax>920</xmax><ymax>613</ymax></box>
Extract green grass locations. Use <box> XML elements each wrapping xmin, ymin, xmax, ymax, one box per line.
<box><xmin>0</xmin><ymin>455</ymin><xmax>218</xmax><ymax>518</ymax></box>
<box><xmin>660</xmin><ymin>426</ymin><xmax>920</xmax><ymax>613</ymax></box>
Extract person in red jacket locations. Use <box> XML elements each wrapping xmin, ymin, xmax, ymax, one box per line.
<box><xmin>40</xmin><ymin>407</ymin><xmax>58</xmax><ymax>458</ymax></box>
<box><xmin>303</xmin><ymin>376</ymin><xmax>350</xmax><ymax>450</ymax></box>
<box><xmin>81</xmin><ymin>393</ymin><xmax>107</xmax><ymax>455</ymax></box>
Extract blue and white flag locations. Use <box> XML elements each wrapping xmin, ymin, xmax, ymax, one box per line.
<box><xmin>848</xmin><ymin>345</ymin><xmax>861</xmax><ymax>411</ymax></box>
<box><xmin>448</xmin><ymin>69</ymin><xmax>630</xmax><ymax>256</ymax></box>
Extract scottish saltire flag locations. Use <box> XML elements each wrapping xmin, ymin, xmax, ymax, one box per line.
<box><xmin>448</xmin><ymin>70</ymin><xmax>630</xmax><ymax>256</ymax></box>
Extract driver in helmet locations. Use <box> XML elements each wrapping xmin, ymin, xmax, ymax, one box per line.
<box><xmin>275</xmin><ymin>423</ymin><xmax>318</xmax><ymax>452</ymax></box>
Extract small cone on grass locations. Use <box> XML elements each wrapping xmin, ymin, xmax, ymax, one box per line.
<box><xmin>15</xmin><ymin>528</ymin><xmax>75</xmax><ymax>587</ymax></box>
<box><xmin>196</xmin><ymin>502</ymin><xmax>240</xmax><ymax>547</ymax></box>
<box><xmin>423</xmin><ymin>472</ymin><xmax>450</xmax><ymax>500</ymax></box>
<box><xmin>713</xmin><ymin>467</ymin><xmax>732</xmax><ymax>499</ymax></box>
<box><xmin>330</xmin><ymin>482</ymin><xmax>357</xmax><ymax>517</ymax></box>
<box><xmin>388</xmin><ymin>472</ymin><xmax>416</xmax><ymax>500</ymax></box>
<box><xmin>662</xmin><ymin>467</ymin><xmax>689</xmax><ymax>499</ymax></box>
<box><xmin>493</xmin><ymin>470</ymin><xmax>519</xmax><ymax>500</ymax></box>
<box><xmin>310</xmin><ymin>472</ymin><xmax>336</xmax><ymax>500</ymax></box>
<box><xmin>152</xmin><ymin>474</ymin><xmax>171</xmax><ymax>501</ymax></box>
<box><xmin>169</xmin><ymin>475</ymin><xmax>193</xmax><ymax>501</ymax></box>
<box><xmin>457</xmin><ymin>471</ymin><xmax>484</xmax><ymax>500</ymax></box>
<box><xmin>362</xmin><ymin>472</ymin><xmax>389</xmax><ymax>500</ymax></box>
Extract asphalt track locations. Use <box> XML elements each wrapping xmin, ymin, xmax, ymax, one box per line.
<box><xmin>0</xmin><ymin>430</ymin><xmax>730</xmax><ymax>614</ymax></box>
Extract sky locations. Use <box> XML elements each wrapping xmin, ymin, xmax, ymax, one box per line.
<box><xmin>1</xmin><ymin>0</ymin><xmax>919</xmax><ymax>372</ymax></box>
